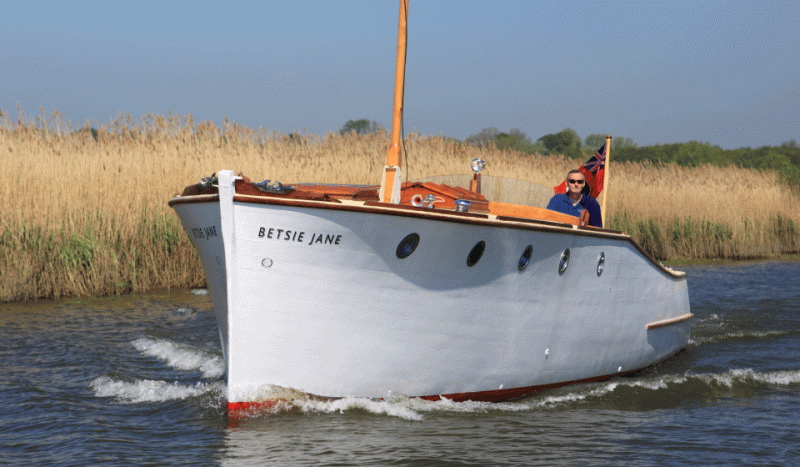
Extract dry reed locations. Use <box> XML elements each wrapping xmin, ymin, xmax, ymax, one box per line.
<box><xmin>1</xmin><ymin>109</ymin><xmax>798</xmax><ymax>301</ymax></box>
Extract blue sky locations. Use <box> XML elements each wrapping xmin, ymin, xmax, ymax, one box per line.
<box><xmin>2</xmin><ymin>0</ymin><xmax>798</xmax><ymax>149</ymax></box>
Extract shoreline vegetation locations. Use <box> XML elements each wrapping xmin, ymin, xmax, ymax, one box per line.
<box><xmin>2</xmin><ymin>110</ymin><xmax>799</xmax><ymax>302</ymax></box>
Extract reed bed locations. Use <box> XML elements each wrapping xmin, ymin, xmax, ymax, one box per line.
<box><xmin>1</xmin><ymin>109</ymin><xmax>798</xmax><ymax>301</ymax></box>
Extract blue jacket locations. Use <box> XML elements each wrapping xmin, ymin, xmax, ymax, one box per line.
<box><xmin>546</xmin><ymin>193</ymin><xmax>603</xmax><ymax>228</ymax></box>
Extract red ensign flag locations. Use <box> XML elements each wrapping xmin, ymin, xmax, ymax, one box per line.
<box><xmin>553</xmin><ymin>144</ymin><xmax>607</xmax><ymax>198</ymax></box>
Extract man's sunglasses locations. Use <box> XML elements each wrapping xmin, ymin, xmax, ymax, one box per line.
<box><xmin>567</xmin><ymin>179</ymin><xmax>585</xmax><ymax>184</ymax></box>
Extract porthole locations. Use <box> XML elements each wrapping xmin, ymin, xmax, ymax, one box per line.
<box><xmin>467</xmin><ymin>241</ymin><xmax>486</xmax><ymax>267</ymax></box>
<box><xmin>518</xmin><ymin>245</ymin><xmax>533</xmax><ymax>271</ymax></box>
<box><xmin>596</xmin><ymin>252</ymin><xmax>605</xmax><ymax>276</ymax></box>
<box><xmin>396</xmin><ymin>233</ymin><xmax>420</xmax><ymax>259</ymax></box>
<box><xmin>558</xmin><ymin>248</ymin><xmax>570</xmax><ymax>275</ymax></box>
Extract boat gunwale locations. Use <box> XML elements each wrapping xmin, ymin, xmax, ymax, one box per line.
<box><xmin>169</xmin><ymin>192</ymin><xmax>687</xmax><ymax>279</ymax></box>
<box><xmin>168</xmin><ymin>193</ymin><xmax>219</xmax><ymax>205</ymax></box>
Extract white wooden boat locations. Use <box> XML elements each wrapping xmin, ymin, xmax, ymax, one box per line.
<box><xmin>169</xmin><ymin>1</ymin><xmax>691</xmax><ymax>413</ymax></box>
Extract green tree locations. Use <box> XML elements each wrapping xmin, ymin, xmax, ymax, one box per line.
<box><xmin>612</xmin><ymin>136</ymin><xmax>637</xmax><ymax>150</ymax></box>
<box><xmin>495</xmin><ymin>129</ymin><xmax>535</xmax><ymax>153</ymax></box>
<box><xmin>465</xmin><ymin>127</ymin><xmax>500</xmax><ymax>146</ymax></box>
<box><xmin>75</xmin><ymin>125</ymin><xmax>99</xmax><ymax>141</ymax></box>
<box><xmin>339</xmin><ymin>119</ymin><xmax>382</xmax><ymax>135</ymax></box>
<box><xmin>537</xmin><ymin>128</ymin><xmax>582</xmax><ymax>157</ymax></box>
<box><xmin>285</xmin><ymin>131</ymin><xmax>304</xmax><ymax>144</ymax></box>
<box><xmin>531</xmin><ymin>139</ymin><xmax>547</xmax><ymax>154</ymax></box>
<box><xmin>465</xmin><ymin>127</ymin><xmax>539</xmax><ymax>154</ymax></box>
<box><xmin>584</xmin><ymin>133</ymin><xmax>606</xmax><ymax>149</ymax></box>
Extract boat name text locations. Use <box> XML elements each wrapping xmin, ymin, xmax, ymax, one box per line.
<box><xmin>191</xmin><ymin>226</ymin><xmax>218</xmax><ymax>240</ymax></box>
<box><xmin>257</xmin><ymin>227</ymin><xmax>342</xmax><ymax>246</ymax></box>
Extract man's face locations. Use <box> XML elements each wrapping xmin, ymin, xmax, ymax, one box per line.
<box><xmin>567</xmin><ymin>174</ymin><xmax>586</xmax><ymax>196</ymax></box>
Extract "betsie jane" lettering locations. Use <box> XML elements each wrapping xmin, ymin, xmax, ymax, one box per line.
<box><xmin>257</xmin><ymin>227</ymin><xmax>342</xmax><ymax>246</ymax></box>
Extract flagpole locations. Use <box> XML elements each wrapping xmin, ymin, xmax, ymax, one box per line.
<box><xmin>601</xmin><ymin>135</ymin><xmax>612</xmax><ymax>219</ymax></box>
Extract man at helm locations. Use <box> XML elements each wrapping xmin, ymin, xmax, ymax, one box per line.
<box><xmin>546</xmin><ymin>169</ymin><xmax>603</xmax><ymax>228</ymax></box>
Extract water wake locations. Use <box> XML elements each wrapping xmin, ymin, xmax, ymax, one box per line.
<box><xmin>297</xmin><ymin>397</ymin><xmax>427</xmax><ymax>421</ymax></box>
<box><xmin>90</xmin><ymin>376</ymin><xmax>222</xmax><ymax>403</ymax></box>
<box><xmin>689</xmin><ymin>313</ymin><xmax>798</xmax><ymax>345</ymax></box>
<box><xmin>96</xmin><ymin>333</ymin><xmax>800</xmax><ymax>418</ymax></box>
<box><xmin>252</xmin><ymin>367</ymin><xmax>800</xmax><ymax>420</ymax></box>
<box><xmin>90</xmin><ymin>337</ymin><xmax>225</xmax><ymax>405</ymax></box>
<box><xmin>684</xmin><ymin>367</ymin><xmax>800</xmax><ymax>387</ymax></box>
<box><xmin>92</xmin><ymin>366</ymin><xmax>800</xmax><ymax>415</ymax></box>
<box><xmin>132</xmin><ymin>337</ymin><xmax>224</xmax><ymax>378</ymax></box>
<box><xmin>692</xmin><ymin>329</ymin><xmax>793</xmax><ymax>345</ymax></box>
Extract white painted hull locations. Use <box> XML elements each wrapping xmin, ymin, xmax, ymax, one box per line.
<box><xmin>171</xmin><ymin>172</ymin><xmax>691</xmax><ymax>405</ymax></box>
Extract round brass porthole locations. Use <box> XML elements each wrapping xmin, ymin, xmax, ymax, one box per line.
<box><xmin>597</xmin><ymin>252</ymin><xmax>605</xmax><ymax>276</ymax></box>
<box><xmin>396</xmin><ymin>233</ymin><xmax>420</xmax><ymax>259</ymax></box>
<box><xmin>467</xmin><ymin>241</ymin><xmax>486</xmax><ymax>267</ymax></box>
<box><xmin>518</xmin><ymin>245</ymin><xmax>533</xmax><ymax>271</ymax></box>
<box><xmin>558</xmin><ymin>249</ymin><xmax>570</xmax><ymax>275</ymax></box>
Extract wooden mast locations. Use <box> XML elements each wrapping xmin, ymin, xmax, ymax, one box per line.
<box><xmin>601</xmin><ymin>135</ymin><xmax>612</xmax><ymax>219</ymax></box>
<box><xmin>380</xmin><ymin>0</ymin><xmax>408</xmax><ymax>204</ymax></box>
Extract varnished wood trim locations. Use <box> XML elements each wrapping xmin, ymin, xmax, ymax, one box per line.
<box><xmin>363</xmin><ymin>200</ymin><xmax>491</xmax><ymax>218</ymax></box>
<box><xmin>168</xmin><ymin>194</ymin><xmax>219</xmax><ymax>206</ymax></box>
<box><xmin>646</xmin><ymin>313</ymin><xmax>694</xmax><ymax>330</ymax></box>
<box><xmin>494</xmin><ymin>215</ymin><xmax>575</xmax><ymax>229</ymax></box>
<box><xmin>488</xmin><ymin>200</ymin><xmax>577</xmax><ymax>225</ymax></box>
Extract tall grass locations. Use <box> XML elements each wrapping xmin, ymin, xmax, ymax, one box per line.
<box><xmin>1</xmin><ymin>109</ymin><xmax>798</xmax><ymax>301</ymax></box>
<box><xmin>605</xmin><ymin>161</ymin><xmax>799</xmax><ymax>259</ymax></box>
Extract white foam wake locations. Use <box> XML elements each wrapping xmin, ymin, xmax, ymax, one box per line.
<box><xmin>284</xmin><ymin>368</ymin><xmax>800</xmax><ymax>419</ymax></box>
<box><xmin>132</xmin><ymin>337</ymin><xmax>224</xmax><ymax>378</ymax></box>
<box><xmin>691</xmin><ymin>329</ymin><xmax>790</xmax><ymax>345</ymax></box>
<box><xmin>688</xmin><ymin>313</ymin><xmax>793</xmax><ymax>345</ymax></box>
<box><xmin>281</xmin><ymin>392</ymin><xmax>592</xmax><ymax>420</ymax></box>
<box><xmin>298</xmin><ymin>397</ymin><xmax>426</xmax><ymax>421</ymax></box>
<box><xmin>700</xmin><ymin>367</ymin><xmax>800</xmax><ymax>386</ymax></box>
<box><xmin>565</xmin><ymin>367</ymin><xmax>800</xmax><ymax>402</ymax></box>
<box><xmin>90</xmin><ymin>376</ymin><xmax>221</xmax><ymax>403</ymax></box>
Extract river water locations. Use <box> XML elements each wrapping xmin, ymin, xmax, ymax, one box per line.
<box><xmin>2</xmin><ymin>261</ymin><xmax>799</xmax><ymax>466</ymax></box>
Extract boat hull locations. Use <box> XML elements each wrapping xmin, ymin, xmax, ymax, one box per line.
<box><xmin>171</xmin><ymin>172</ymin><xmax>691</xmax><ymax>406</ymax></box>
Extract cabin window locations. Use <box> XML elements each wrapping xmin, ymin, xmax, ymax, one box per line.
<box><xmin>597</xmin><ymin>252</ymin><xmax>605</xmax><ymax>276</ymax></box>
<box><xmin>396</xmin><ymin>233</ymin><xmax>420</xmax><ymax>259</ymax></box>
<box><xmin>467</xmin><ymin>241</ymin><xmax>486</xmax><ymax>267</ymax></box>
<box><xmin>558</xmin><ymin>249</ymin><xmax>570</xmax><ymax>274</ymax></box>
<box><xmin>518</xmin><ymin>245</ymin><xmax>533</xmax><ymax>271</ymax></box>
